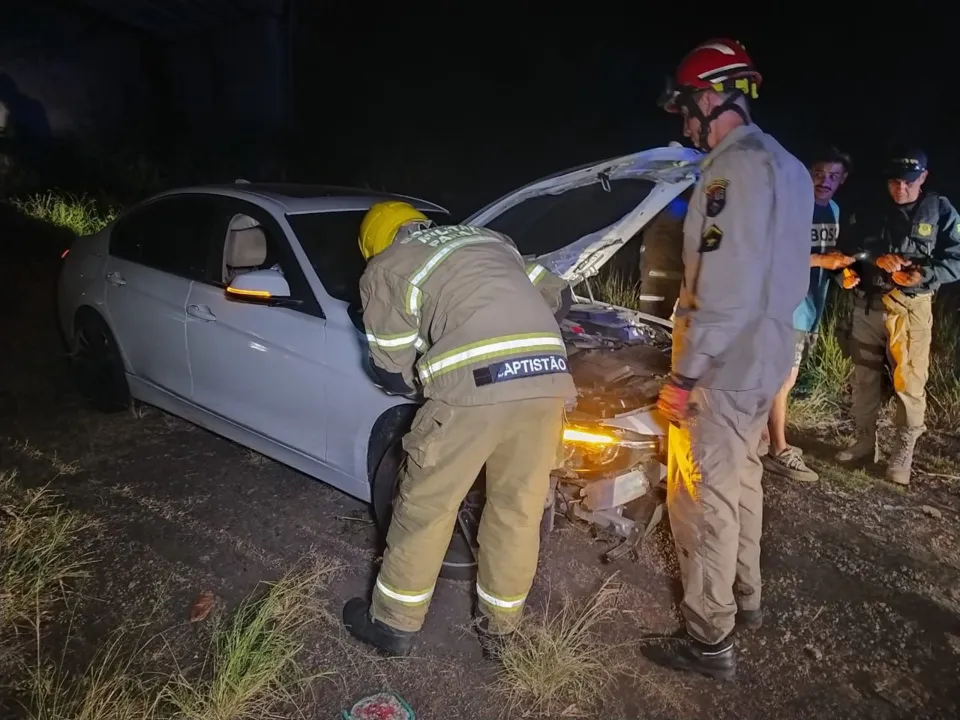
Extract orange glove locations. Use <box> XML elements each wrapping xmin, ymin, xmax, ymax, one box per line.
<box><xmin>817</xmin><ymin>252</ymin><xmax>856</xmax><ymax>271</ymax></box>
<box><xmin>657</xmin><ymin>374</ymin><xmax>696</xmax><ymax>425</ymax></box>
<box><xmin>841</xmin><ymin>268</ymin><xmax>860</xmax><ymax>289</ymax></box>
<box><xmin>892</xmin><ymin>268</ymin><xmax>923</xmax><ymax>287</ymax></box>
<box><xmin>876</xmin><ymin>254</ymin><xmax>908</xmax><ymax>273</ymax></box>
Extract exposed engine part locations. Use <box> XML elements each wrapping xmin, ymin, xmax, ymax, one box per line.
<box><xmin>566</xmin><ymin>343</ymin><xmax>670</xmax><ymax>418</ymax></box>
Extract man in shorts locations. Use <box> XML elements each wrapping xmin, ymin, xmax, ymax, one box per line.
<box><xmin>761</xmin><ymin>147</ymin><xmax>857</xmax><ymax>481</ymax></box>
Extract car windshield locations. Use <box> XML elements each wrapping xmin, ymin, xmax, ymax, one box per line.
<box><xmin>481</xmin><ymin>178</ymin><xmax>656</xmax><ymax>257</ymax></box>
<box><xmin>287</xmin><ymin>209</ymin><xmax>449</xmax><ymax>307</ymax></box>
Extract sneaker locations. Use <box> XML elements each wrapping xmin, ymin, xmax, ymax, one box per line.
<box><xmin>762</xmin><ymin>446</ymin><xmax>818</xmax><ymax>482</ymax></box>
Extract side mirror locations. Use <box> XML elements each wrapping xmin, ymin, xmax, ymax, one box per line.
<box><xmin>225</xmin><ymin>268</ymin><xmax>294</xmax><ymax>305</ymax></box>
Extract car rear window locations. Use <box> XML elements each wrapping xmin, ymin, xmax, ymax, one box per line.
<box><xmin>481</xmin><ymin>178</ymin><xmax>656</xmax><ymax>257</ymax></box>
<box><xmin>286</xmin><ymin>209</ymin><xmax>448</xmax><ymax>306</ymax></box>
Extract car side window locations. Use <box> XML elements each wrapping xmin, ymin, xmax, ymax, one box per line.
<box><xmin>110</xmin><ymin>195</ymin><xmax>220</xmax><ymax>280</ymax></box>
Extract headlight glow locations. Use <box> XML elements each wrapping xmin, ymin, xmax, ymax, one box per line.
<box><xmin>562</xmin><ymin>427</ymin><xmax>618</xmax><ymax>445</ymax></box>
<box><xmin>561</xmin><ymin>423</ymin><xmax>659</xmax><ymax>477</ymax></box>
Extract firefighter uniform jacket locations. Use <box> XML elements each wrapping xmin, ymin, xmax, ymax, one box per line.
<box><xmin>848</xmin><ymin>192</ymin><xmax>960</xmax><ymax>298</ymax></box>
<box><xmin>359</xmin><ymin>224</ymin><xmax>578</xmax><ymax>406</ymax></box>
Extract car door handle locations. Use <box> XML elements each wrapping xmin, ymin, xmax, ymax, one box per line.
<box><xmin>187</xmin><ymin>304</ymin><xmax>216</xmax><ymax>321</ymax></box>
<box><xmin>105</xmin><ymin>271</ymin><xmax>126</xmax><ymax>286</ymax></box>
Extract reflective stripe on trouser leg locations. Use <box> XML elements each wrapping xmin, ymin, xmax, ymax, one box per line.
<box><xmin>475</xmin><ymin>397</ymin><xmax>565</xmax><ymax>634</ymax></box>
<box><xmin>882</xmin><ymin>292</ymin><xmax>933</xmax><ymax>429</ymax></box>
<box><xmin>849</xmin><ymin>303</ymin><xmax>887</xmax><ymax>434</ymax></box>
<box><xmin>666</xmin><ymin>387</ymin><xmax>768</xmax><ymax>645</ymax></box>
<box><xmin>371</xmin><ymin>400</ymin><xmax>498</xmax><ymax>633</ymax></box>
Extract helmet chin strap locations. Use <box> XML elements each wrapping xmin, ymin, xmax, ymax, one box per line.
<box><xmin>680</xmin><ymin>93</ymin><xmax>750</xmax><ymax>151</ymax></box>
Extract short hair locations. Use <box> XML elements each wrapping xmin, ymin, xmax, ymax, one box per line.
<box><xmin>810</xmin><ymin>146</ymin><xmax>852</xmax><ymax>174</ymax></box>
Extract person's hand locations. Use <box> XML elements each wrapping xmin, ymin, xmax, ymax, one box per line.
<box><xmin>816</xmin><ymin>252</ymin><xmax>856</xmax><ymax>271</ymax></box>
<box><xmin>841</xmin><ymin>268</ymin><xmax>860</xmax><ymax>289</ymax></box>
<box><xmin>892</xmin><ymin>268</ymin><xmax>923</xmax><ymax>287</ymax></box>
<box><xmin>657</xmin><ymin>374</ymin><xmax>695</xmax><ymax>425</ymax></box>
<box><xmin>876</xmin><ymin>253</ymin><xmax>908</xmax><ymax>273</ymax></box>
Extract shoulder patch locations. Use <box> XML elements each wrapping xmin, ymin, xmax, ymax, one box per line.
<box><xmin>705</xmin><ymin>179</ymin><xmax>729</xmax><ymax>218</ymax></box>
<box><xmin>917</xmin><ymin>222</ymin><xmax>933</xmax><ymax>237</ymax></box>
<box><xmin>700</xmin><ymin>224</ymin><xmax>724</xmax><ymax>252</ymax></box>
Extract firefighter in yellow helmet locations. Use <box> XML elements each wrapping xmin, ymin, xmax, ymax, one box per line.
<box><xmin>342</xmin><ymin>200</ymin><xmax>577</xmax><ymax>656</ymax></box>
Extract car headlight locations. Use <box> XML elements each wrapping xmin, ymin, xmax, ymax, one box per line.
<box><xmin>561</xmin><ymin>424</ymin><xmax>659</xmax><ymax>476</ymax></box>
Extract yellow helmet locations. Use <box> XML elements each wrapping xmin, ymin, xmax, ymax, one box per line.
<box><xmin>358</xmin><ymin>201</ymin><xmax>429</xmax><ymax>260</ymax></box>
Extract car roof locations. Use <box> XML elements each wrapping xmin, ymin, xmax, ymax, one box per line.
<box><xmin>151</xmin><ymin>182</ymin><xmax>450</xmax><ymax>216</ymax></box>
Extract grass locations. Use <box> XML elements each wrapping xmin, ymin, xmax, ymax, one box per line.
<box><xmin>493</xmin><ymin>576</ymin><xmax>625</xmax><ymax>717</ymax></box>
<box><xmin>19</xmin><ymin>560</ymin><xmax>341</xmax><ymax>720</ymax></box>
<box><xmin>0</xmin><ymin>469</ymin><xmax>95</xmax><ymax>632</ymax></box>
<box><xmin>10</xmin><ymin>191</ymin><xmax>117</xmax><ymax>237</ymax></box>
<box><xmin>579</xmin><ymin>269</ymin><xmax>647</xmax><ymax>311</ymax></box>
<box><xmin>163</xmin><ymin>560</ymin><xmax>339</xmax><ymax>720</ymax></box>
<box><xmin>790</xmin><ymin>302</ymin><xmax>854</xmax><ymax>431</ymax></box>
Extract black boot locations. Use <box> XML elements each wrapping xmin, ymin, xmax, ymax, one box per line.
<box><xmin>342</xmin><ymin>597</ymin><xmax>415</xmax><ymax>657</ymax></box>
<box><xmin>641</xmin><ymin>629</ymin><xmax>736</xmax><ymax>681</ymax></box>
<box><xmin>475</xmin><ymin>615</ymin><xmax>515</xmax><ymax>661</ymax></box>
<box><xmin>736</xmin><ymin>607</ymin><xmax>763</xmax><ymax>631</ymax></box>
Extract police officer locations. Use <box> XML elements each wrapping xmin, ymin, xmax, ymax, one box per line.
<box><xmin>835</xmin><ymin>149</ymin><xmax>960</xmax><ymax>484</ymax></box>
<box><xmin>342</xmin><ymin>201</ymin><xmax>577</xmax><ymax>656</ymax></box>
<box><xmin>644</xmin><ymin>39</ymin><xmax>812</xmax><ymax>680</ymax></box>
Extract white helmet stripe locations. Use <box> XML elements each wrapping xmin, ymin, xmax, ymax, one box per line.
<box><xmin>698</xmin><ymin>42</ymin><xmax>736</xmax><ymax>55</ymax></box>
<box><xmin>698</xmin><ymin>62</ymin><xmax>749</xmax><ymax>80</ymax></box>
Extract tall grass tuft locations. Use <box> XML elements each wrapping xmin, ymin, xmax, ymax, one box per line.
<box><xmin>10</xmin><ymin>192</ymin><xmax>117</xmax><ymax>236</ymax></box>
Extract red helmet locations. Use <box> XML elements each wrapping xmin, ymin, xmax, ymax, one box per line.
<box><xmin>660</xmin><ymin>38</ymin><xmax>762</xmax><ymax>114</ymax></box>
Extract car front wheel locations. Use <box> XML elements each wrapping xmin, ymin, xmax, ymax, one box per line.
<box><xmin>69</xmin><ymin>310</ymin><xmax>130</xmax><ymax>413</ymax></box>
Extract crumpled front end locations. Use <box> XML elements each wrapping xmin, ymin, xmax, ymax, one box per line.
<box><xmin>549</xmin><ymin>302</ymin><xmax>672</xmax><ymax>545</ymax></box>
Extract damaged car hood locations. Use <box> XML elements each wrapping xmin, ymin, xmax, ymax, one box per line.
<box><xmin>465</xmin><ymin>145</ymin><xmax>702</xmax><ymax>285</ymax></box>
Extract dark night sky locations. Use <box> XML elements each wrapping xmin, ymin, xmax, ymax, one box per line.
<box><xmin>296</xmin><ymin>11</ymin><xmax>958</xmax><ymax>216</ymax></box>
<box><xmin>2</xmin><ymin>5</ymin><xmax>956</xmax><ymax>217</ymax></box>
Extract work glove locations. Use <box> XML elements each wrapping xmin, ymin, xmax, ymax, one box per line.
<box><xmin>817</xmin><ymin>252</ymin><xmax>856</xmax><ymax>271</ymax></box>
<box><xmin>876</xmin><ymin>253</ymin><xmax>909</xmax><ymax>273</ymax></box>
<box><xmin>841</xmin><ymin>268</ymin><xmax>860</xmax><ymax>289</ymax></box>
<box><xmin>657</xmin><ymin>373</ymin><xmax>697</xmax><ymax>426</ymax></box>
<box><xmin>892</xmin><ymin>268</ymin><xmax>923</xmax><ymax>287</ymax></box>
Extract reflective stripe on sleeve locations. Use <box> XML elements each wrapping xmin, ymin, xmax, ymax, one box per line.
<box><xmin>476</xmin><ymin>583</ymin><xmax>526</xmax><ymax>610</ymax></box>
<box><xmin>366</xmin><ymin>331</ymin><xmax>420</xmax><ymax>349</ymax></box>
<box><xmin>417</xmin><ymin>333</ymin><xmax>565</xmax><ymax>383</ymax></box>
<box><xmin>375</xmin><ymin>577</ymin><xmax>434</xmax><ymax>606</ymax></box>
<box><xmin>526</xmin><ymin>263</ymin><xmax>547</xmax><ymax>285</ymax></box>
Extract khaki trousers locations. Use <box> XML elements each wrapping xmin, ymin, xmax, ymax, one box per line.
<box><xmin>667</xmin><ymin>386</ymin><xmax>771</xmax><ymax>645</ymax></box>
<box><xmin>371</xmin><ymin>397</ymin><xmax>565</xmax><ymax>634</ymax></box>
<box><xmin>849</xmin><ymin>290</ymin><xmax>933</xmax><ymax>433</ymax></box>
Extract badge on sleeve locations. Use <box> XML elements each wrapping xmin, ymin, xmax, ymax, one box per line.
<box><xmin>700</xmin><ymin>224</ymin><xmax>724</xmax><ymax>252</ymax></box>
<box><xmin>705</xmin><ymin>178</ymin><xmax>729</xmax><ymax>217</ymax></box>
<box><xmin>917</xmin><ymin>222</ymin><xmax>933</xmax><ymax>237</ymax></box>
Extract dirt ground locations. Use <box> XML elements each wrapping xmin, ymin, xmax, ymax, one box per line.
<box><xmin>2</xmin><ymin>223</ymin><xmax>960</xmax><ymax>719</ymax></box>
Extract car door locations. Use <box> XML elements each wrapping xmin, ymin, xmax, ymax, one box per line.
<box><xmin>184</xmin><ymin>198</ymin><xmax>330</xmax><ymax>461</ymax></box>
<box><xmin>103</xmin><ymin>194</ymin><xmax>221</xmax><ymax>399</ymax></box>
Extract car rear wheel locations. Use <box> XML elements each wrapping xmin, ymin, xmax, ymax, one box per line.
<box><xmin>371</xmin><ymin>437</ymin><xmax>481</xmax><ymax>582</ymax></box>
<box><xmin>70</xmin><ymin>311</ymin><xmax>130</xmax><ymax>413</ymax></box>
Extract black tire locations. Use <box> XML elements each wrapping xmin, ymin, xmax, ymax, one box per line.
<box><xmin>69</xmin><ymin>310</ymin><xmax>130</xmax><ymax>413</ymax></box>
<box><xmin>371</xmin><ymin>437</ymin><xmax>480</xmax><ymax>582</ymax></box>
